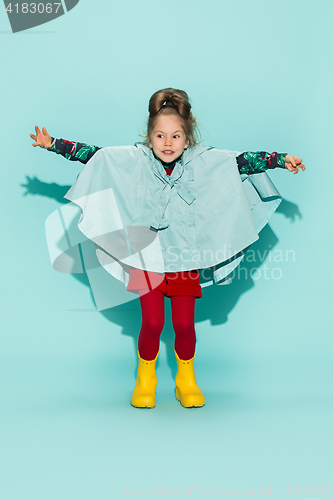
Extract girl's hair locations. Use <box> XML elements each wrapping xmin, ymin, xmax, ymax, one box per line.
<box><xmin>142</xmin><ymin>88</ymin><xmax>201</xmax><ymax>147</ymax></box>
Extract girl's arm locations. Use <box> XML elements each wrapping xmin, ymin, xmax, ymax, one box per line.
<box><xmin>30</xmin><ymin>126</ymin><xmax>101</xmax><ymax>164</ymax></box>
<box><xmin>236</xmin><ymin>152</ymin><xmax>305</xmax><ymax>175</ymax></box>
<box><xmin>48</xmin><ymin>137</ymin><xmax>101</xmax><ymax>164</ymax></box>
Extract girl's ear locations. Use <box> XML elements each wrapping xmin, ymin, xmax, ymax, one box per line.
<box><xmin>185</xmin><ymin>138</ymin><xmax>190</xmax><ymax>149</ymax></box>
<box><xmin>148</xmin><ymin>136</ymin><xmax>152</xmax><ymax>148</ymax></box>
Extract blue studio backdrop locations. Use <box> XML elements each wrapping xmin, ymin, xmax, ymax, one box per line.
<box><xmin>1</xmin><ymin>1</ymin><xmax>332</xmax><ymax>499</ymax></box>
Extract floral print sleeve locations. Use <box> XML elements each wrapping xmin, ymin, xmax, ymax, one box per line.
<box><xmin>236</xmin><ymin>151</ymin><xmax>287</xmax><ymax>175</ymax></box>
<box><xmin>47</xmin><ymin>137</ymin><xmax>101</xmax><ymax>164</ymax></box>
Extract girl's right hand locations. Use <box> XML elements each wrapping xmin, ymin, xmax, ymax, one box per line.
<box><xmin>30</xmin><ymin>125</ymin><xmax>52</xmax><ymax>149</ymax></box>
<box><xmin>284</xmin><ymin>154</ymin><xmax>306</xmax><ymax>174</ymax></box>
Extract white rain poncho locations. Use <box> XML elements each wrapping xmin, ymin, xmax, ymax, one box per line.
<box><xmin>45</xmin><ymin>143</ymin><xmax>282</xmax><ymax>309</ymax></box>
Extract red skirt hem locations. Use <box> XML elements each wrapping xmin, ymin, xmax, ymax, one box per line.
<box><xmin>126</xmin><ymin>268</ymin><xmax>203</xmax><ymax>298</ymax></box>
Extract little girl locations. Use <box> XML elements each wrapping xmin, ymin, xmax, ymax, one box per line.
<box><xmin>30</xmin><ymin>88</ymin><xmax>305</xmax><ymax>409</ymax></box>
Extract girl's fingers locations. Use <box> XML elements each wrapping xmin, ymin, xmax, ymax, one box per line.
<box><xmin>290</xmin><ymin>155</ymin><xmax>305</xmax><ymax>168</ymax></box>
<box><xmin>31</xmin><ymin>127</ymin><xmax>47</xmax><ymax>147</ymax></box>
<box><xmin>286</xmin><ymin>162</ymin><xmax>301</xmax><ymax>173</ymax></box>
<box><xmin>292</xmin><ymin>163</ymin><xmax>305</xmax><ymax>173</ymax></box>
<box><xmin>284</xmin><ymin>154</ymin><xmax>305</xmax><ymax>173</ymax></box>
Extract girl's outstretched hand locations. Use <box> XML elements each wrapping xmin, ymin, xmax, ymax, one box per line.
<box><xmin>30</xmin><ymin>125</ymin><xmax>52</xmax><ymax>149</ymax></box>
<box><xmin>285</xmin><ymin>154</ymin><xmax>306</xmax><ymax>174</ymax></box>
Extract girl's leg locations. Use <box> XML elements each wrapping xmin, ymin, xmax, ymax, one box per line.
<box><xmin>170</xmin><ymin>295</ymin><xmax>205</xmax><ymax>408</ymax></box>
<box><xmin>131</xmin><ymin>289</ymin><xmax>165</xmax><ymax>408</ymax></box>
<box><xmin>170</xmin><ymin>295</ymin><xmax>196</xmax><ymax>360</ymax></box>
<box><xmin>138</xmin><ymin>289</ymin><xmax>165</xmax><ymax>361</ymax></box>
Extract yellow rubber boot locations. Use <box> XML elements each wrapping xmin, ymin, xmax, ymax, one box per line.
<box><xmin>174</xmin><ymin>350</ymin><xmax>205</xmax><ymax>408</ymax></box>
<box><xmin>130</xmin><ymin>351</ymin><xmax>159</xmax><ymax>408</ymax></box>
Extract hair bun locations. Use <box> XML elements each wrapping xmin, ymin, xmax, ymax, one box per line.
<box><xmin>157</xmin><ymin>100</ymin><xmax>178</xmax><ymax>113</ymax></box>
<box><xmin>148</xmin><ymin>88</ymin><xmax>191</xmax><ymax>119</ymax></box>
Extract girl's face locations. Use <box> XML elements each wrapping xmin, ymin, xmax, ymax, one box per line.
<box><xmin>148</xmin><ymin>114</ymin><xmax>189</xmax><ymax>163</ymax></box>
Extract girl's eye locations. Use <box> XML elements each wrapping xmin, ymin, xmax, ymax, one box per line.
<box><xmin>174</xmin><ymin>135</ymin><xmax>180</xmax><ymax>139</ymax></box>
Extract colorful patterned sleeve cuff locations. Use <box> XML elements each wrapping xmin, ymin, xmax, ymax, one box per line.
<box><xmin>277</xmin><ymin>153</ymin><xmax>287</xmax><ymax>168</ymax></box>
<box><xmin>48</xmin><ymin>137</ymin><xmax>56</xmax><ymax>150</ymax></box>
<box><xmin>237</xmin><ymin>151</ymin><xmax>287</xmax><ymax>175</ymax></box>
<box><xmin>47</xmin><ymin>137</ymin><xmax>101</xmax><ymax>164</ymax></box>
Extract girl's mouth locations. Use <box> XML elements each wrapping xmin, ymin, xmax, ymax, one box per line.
<box><xmin>163</xmin><ymin>150</ymin><xmax>174</xmax><ymax>155</ymax></box>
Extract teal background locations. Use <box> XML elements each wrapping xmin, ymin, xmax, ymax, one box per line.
<box><xmin>1</xmin><ymin>0</ymin><xmax>332</xmax><ymax>498</ymax></box>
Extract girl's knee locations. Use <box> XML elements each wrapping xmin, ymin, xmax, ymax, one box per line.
<box><xmin>173</xmin><ymin>318</ymin><xmax>195</xmax><ymax>337</ymax></box>
<box><xmin>142</xmin><ymin>317</ymin><xmax>165</xmax><ymax>335</ymax></box>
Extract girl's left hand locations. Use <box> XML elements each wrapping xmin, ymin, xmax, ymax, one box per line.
<box><xmin>285</xmin><ymin>155</ymin><xmax>306</xmax><ymax>174</ymax></box>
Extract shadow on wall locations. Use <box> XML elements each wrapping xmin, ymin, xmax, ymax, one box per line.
<box><xmin>21</xmin><ymin>175</ymin><xmax>302</xmax><ymax>376</ymax></box>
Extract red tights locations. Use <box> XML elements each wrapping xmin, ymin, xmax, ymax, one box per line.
<box><xmin>138</xmin><ymin>289</ymin><xmax>196</xmax><ymax>361</ymax></box>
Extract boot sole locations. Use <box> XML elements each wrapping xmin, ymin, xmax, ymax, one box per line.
<box><xmin>130</xmin><ymin>404</ymin><xmax>155</xmax><ymax>409</ymax></box>
<box><xmin>175</xmin><ymin>388</ymin><xmax>205</xmax><ymax>408</ymax></box>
